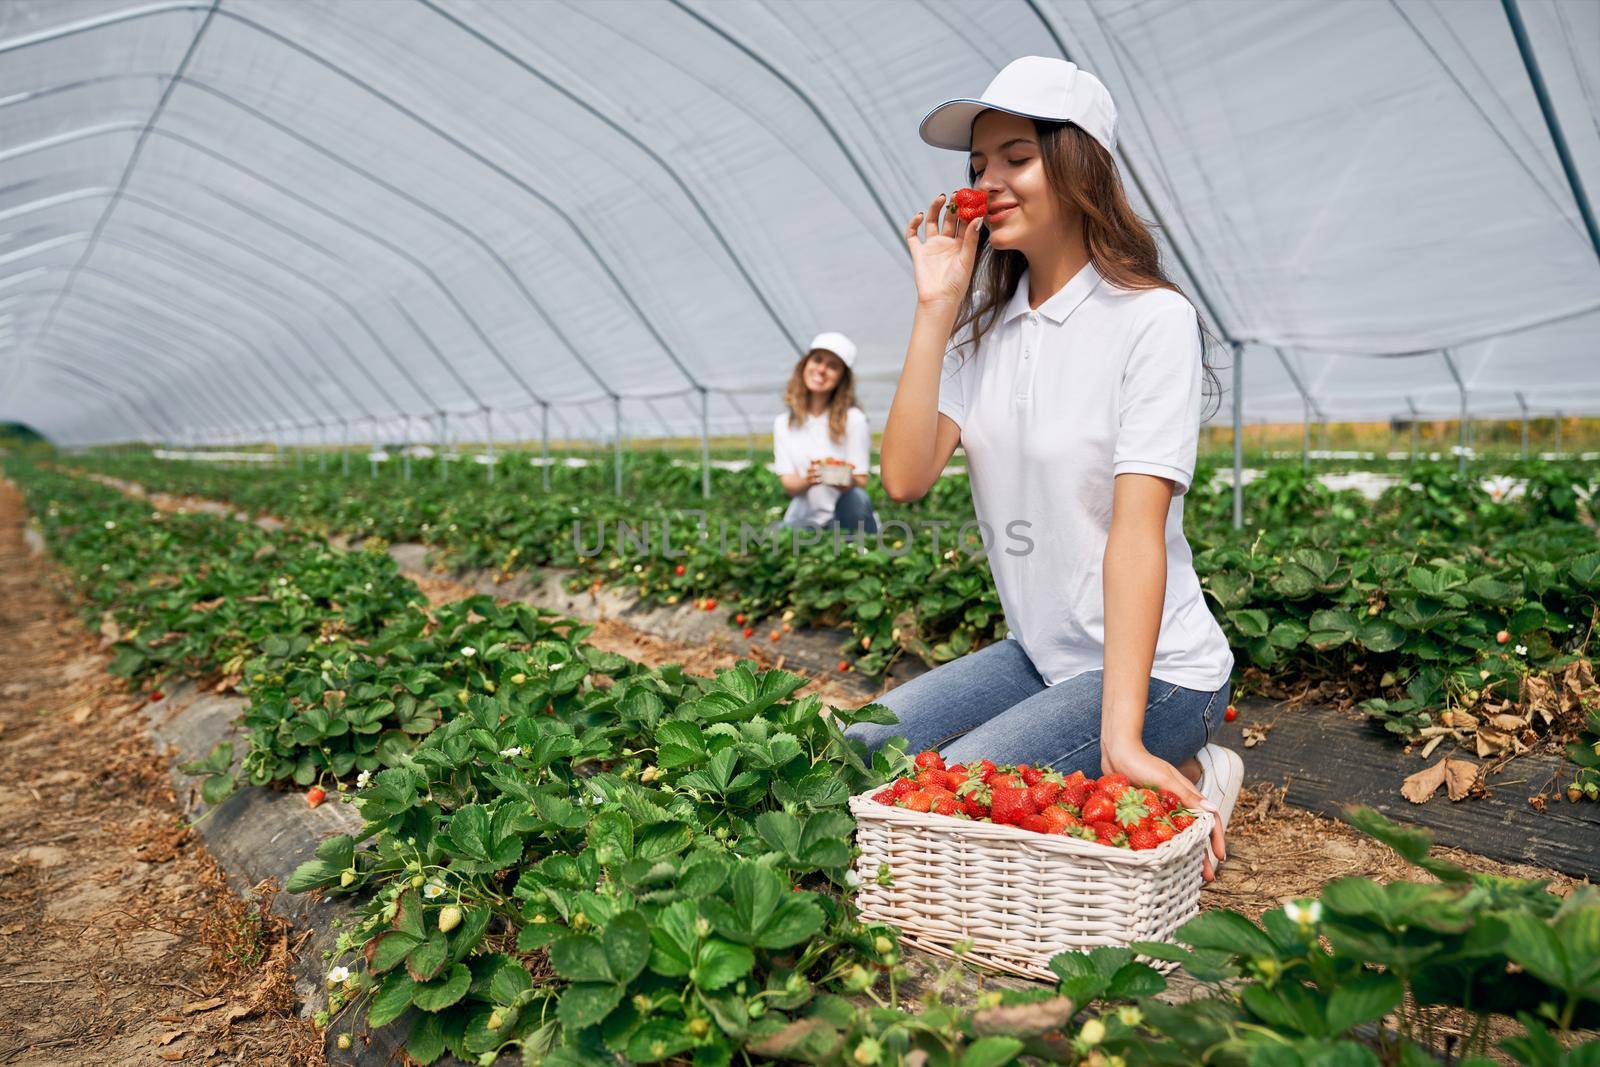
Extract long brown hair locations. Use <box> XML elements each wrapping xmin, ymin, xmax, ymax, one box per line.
<box><xmin>783</xmin><ymin>351</ymin><xmax>858</xmax><ymax>442</ymax></box>
<box><xmin>951</xmin><ymin>119</ymin><xmax>1221</xmax><ymax>416</ymax></box>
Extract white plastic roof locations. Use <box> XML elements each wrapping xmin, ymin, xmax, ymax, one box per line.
<box><xmin>1</xmin><ymin>0</ymin><xmax>1597</xmax><ymax>445</ymax></box>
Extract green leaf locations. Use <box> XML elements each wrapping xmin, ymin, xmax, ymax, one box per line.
<box><xmin>1174</xmin><ymin>909</ymin><xmax>1278</xmax><ymax>958</ymax></box>
<box><xmin>626</xmin><ymin>1019</ymin><xmax>698</xmax><ymax>1064</ymax></box>
<box><xmin>411</xmin><ymin>963</ymin><xmax>471</xmax><ymax>1011</ymax></box>
<box><xmin>370</xmin><ymin>931</ymin><xmax>421</xmax><ymax>974</ymax></box>
<box><xmin>405</xmin><ymin>931</ymin><xmax>450</xmax><ymax>983</ymax></box>
<box><xmin>1325</xmin><ymin>972</ymin><xmax>1403</xmax><ymax>1034</ymax></box>
<box><xmin>959</xmin><ymin>1036</ymin><xmax>1025</xmax><ymax>1067</ymax></box>
<box><xmin>693</xmin><ymin>939</ymin><xmax>755</xmax><ymax>991</ymax></box>
<box><xmin>406</xmin><ymin>1011</ymin><xmax>448</xmax><ymax>1065</ymax></box>
<box><xmin>557</xmin><ymin>982</ymin><xmax>624</xmax><ymax>1030</ymax></box>
<box><xmin>550</xmin><ymin>933</ymin><xmax>611</xmax><ymax>984</ymax></box>
<box><xmin>367</xmin><ymin>970</ymin><xmax>417</xmax><ymax>1027</ymax></box>
<box><xmin>603</xmin><ymin>910</ymin><xmax>652</xmax><ymax>985</ymax></box>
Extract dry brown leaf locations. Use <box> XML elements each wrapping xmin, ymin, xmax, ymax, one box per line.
<box><xmin>181</xmin><ymin>996</ymin><xmax>224</xmax><ymax>1014</ymax></box>
<box><xmin>972</xmin><ymin>995</ymin><xmax>1076</xmax><ymax>1036</ymax></box>
<box><xmin>1490</xmin><ymin>713</ymin><xmax>1529</xmax><ymax>731</ymax></box>
<box><xmin>153</xmin><ymin>1030</ymin><xmax>188</xmax><ymax>1047</ymax></box>
<box><xmin>1401</xmin><ymin>758</ymin><xmax>1479</xmax><ymax>803</ymax></box>
<box><xmin>1420</xmin><ymin>734</ymin><xmax>1444</xmax><ymax>760</ymax></box>
<box><xmin>1243</xmin><ymin>723</ymin><xmax>1272</xmax><ymax>748</ymax></box>
<box><xmin>158</xmin><ymin>1050</ymin><xmax>187</xmax><ymax>1062</ymax></box>
<box><xmin>1439</xmin><ymin>709</ymin><xmax>1478</xmax><ymax>729</ymax></box>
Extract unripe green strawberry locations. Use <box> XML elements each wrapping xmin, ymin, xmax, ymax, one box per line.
<box><xmin>438</xmin><ymin>905</ymin><xmax>462</xmax><ymax>933</ymax></box>
<box><xmin>339</xmin><ymin>869</ymin><xmax>356</xmax><ymax>888</ymax></box>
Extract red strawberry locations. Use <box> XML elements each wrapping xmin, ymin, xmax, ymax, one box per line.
<box><xmin>1224</xmin><ymin>704</ymin><xmax>1238</xmax><ymax>722</ymax></box>
<box><xmin>890</xmin><ymin>778</ymin><xmax>916</xmax><ymax>798</ymax></box>
<box><xmin>838</xmin><ymin>661</ymin><xmax>850</xmax><ymax>672</ymax></box>
<box><xmin>1091</xmin><ymin>820</ymin><xmax>1123</xmax><ymax>845</ymax></box>
<box><xmin>951</xmin><ymin>188</ymin><xmax>988</xmax><ymax>222</ymax></box>
<box><xmin>1040</xmin><ymin>806</ymin><xmax>1080</xmax><ymax>835</ymax></box>
<box><xmin>704</xmin><ymin>598</ymin><xmax>718</xmax><ymax>611</ymax></box>
<box><xmin>900</xmin><ymin>790</ymin><xmax>933</xmax><ymax>813</ymax></box>
<box><xmin>1081</xmin><ymin>792</ymin><xmax>1115</xmax><ymax>824</ymax></box>
<box><xmin>961</xmin><ymin>793</ymin><xmax>990</xmax><ymax>819</ymax></box>
<box><xmin>914</xmin><ymin>750</ymin><xmax>946</xmax><ymax>772</ymax></box>
<box><xmin>150</xmin><ymin>690</ymin><xmax>166</xmax><ymax>702</ymax></box>
<box><xmin>1028</xmin><ymin>770</ymin><xmax>1065</xmax><ymax>809</ymax></box>
<box><xmin>872</xmin><ymin>788</ymin><xmax>896</xmax><ymax>805</ymax></box>
<box><xmin>1115</xmin><ymin>789</ymin><xmax>1152</xmax><ymax>828</ymax></box>
<box><xmin>931</xmin><ymin>793</ymin><xmax>962</xmax><ymax>817</ymax></box>
<box><xmin>945</xmin><ymin>766</ymin><xmax>970</xmax><ymax>791</ymax></box>
<box><xmin>1018</xmin><ymin>765</ymin><xmax>1043</xmax><ymax>787</ymax></box>
<box><xmin>988</xmin><ymin>785</ymin><xmax>1037</xmax><ymax>826</ymax></box>
<box><xmin>743</xmin><ymin>627</ymin><xmax>754</xmax><ymax>638</ymax></box>
<box><xmin>1157</xmin><ymin>789</ymin><xmax>1184</xmax><ymax>814</ymax></box>
<box><xmin>1019</xmin><ymin>813</ymin><xmax>1050</xmax><ymax>833</ymax></box>
<box><xmin>973</xmin><ymin>759</ymin><xmax>997</xmax><ymax>782</ymax></box>
<box><xmin>1152</xmin><ymin>820</ymin><xmax>1177</xmax><ymax>843</ymax></box>
<box><xmin>914</xmin><ymin>766</ymin><xmax>950</xmax><ymax>792</ymax></box>
<box><xmin>1060</xmin><ymin>771</ymin><xmax>1094</xmax><ymax>807</ymax></box>
<box><xmin>988</xmin><ymin>772</ymin><xmax>1021</xmax><ymax>791</ymax></box>
<box><xmin>735</xmin><ymin>613</ymin><xmax>745</xmax><ymax>624</ymax></box>
<box><xmin>1097</xmin><ymin>773</ymin><xmax>1132</xmax><ymax>798</ymax></box>
<box><xmin>1170</xmin><ymin>811</ymin><xmax>1196</xmax><ymax>830</ymax></box>
<box><xmin>674</xmin><ymin>564</ymin><xmax>686</xmax><ymax>576</ymax></box>
<box><xmin>1128</xmin><ymin>825</ymin><xmax>1161</xmax><ymax>851</ymax></box>
<box><xmin>306</xmin><ymin>786</ymin><xmax>326</xmax><ymax>808</ymax></box>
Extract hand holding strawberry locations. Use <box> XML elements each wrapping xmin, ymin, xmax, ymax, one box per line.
<box><xmin>1101</xmin><ymin>741</ymin><xmax>1223</xmax><ymax>880</ymax></box>
<box><xmin>905</xmin><ymin>191</ymin><xmax>983</xmax><ymax>310</ymax></box>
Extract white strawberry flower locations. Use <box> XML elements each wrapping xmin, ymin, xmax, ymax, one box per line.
<box><xmin>461</xmin><ymin>646</ymin><xmax>477</xmax><ymax>658</ymax></box>
<box><xmin>422</xmin><ymin>880</ymin><xmax>447</xmax><ymax>900</ymax></box>
<box><xmin>104</xmin><ymin>520</ymin><xmax>116</xmax><ymax>529</ymax></box>
<box><xmin>499</xmin><ymin>746</ymin><xmax>523</xmax><ymax>758</ymax></box>
<box><xmin>1283</xmin><ymin>898</ymin><xmax>1323</xmax><ymax>927</ymax></box>
<box><xmin>278</xmin><ymin>577</ymin><xmax>288</xmax><ymax>586</ymax></box>
<box><xmin>844</xmin><ymin>868</ymin><xmax>862</xmax><ymax>887</ymax></box>
<box><xmin>327</xmin><ymin>965</ymin><xmax>351</xmax><ymax>985</ymax></box>
<box><xmin>1515</xmin><ymin>644</ymin><xmax>1528</xmax><ymax>656</ymax></box>
<box><xmin>363</xmin><ymin>582</ymin><xmax>373</xmax><ymax>591</ymax></box>
<box><xmin>355</xmin><ymin>770</ymin><xmax>372</xmax><ymax>789</ymax></box>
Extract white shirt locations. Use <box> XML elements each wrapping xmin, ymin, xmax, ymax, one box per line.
<box><xmin>772</xmin><ymin>407</ymin><xmax>871</xmax><ymax>527</ymax></box>
<box><xmin>937</xmin><ymin>262</ymin><xmax>1234</xmax><ymax>691</ymax></box>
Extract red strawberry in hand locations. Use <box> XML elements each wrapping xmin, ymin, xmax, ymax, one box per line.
<box><xmin>950</xmin><ymin>188</ymin><xmax>988</xmax><ymax>222</ymax></box>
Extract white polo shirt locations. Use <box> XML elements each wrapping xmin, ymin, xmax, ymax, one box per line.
<box><xmin>772</xmin><ymin>407</ymin><xmax>871</xmax><ymax>527</ymax></box>
<box><xmin>937</xmin><ymin>262</ymin><xmax>1234</xmax><ymax>691</ymax></box>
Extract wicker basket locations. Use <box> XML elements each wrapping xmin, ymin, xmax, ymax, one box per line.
<box><xmin>848</xmin><ymin>790</ymin><xmax>1211</xmax><ymax>980</ymax></box>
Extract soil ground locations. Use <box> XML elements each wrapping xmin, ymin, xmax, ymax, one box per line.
<box><xmin>0</xmin><ymin>479</ymin><xmax>320</xmax><ymax>1066</ymax></box>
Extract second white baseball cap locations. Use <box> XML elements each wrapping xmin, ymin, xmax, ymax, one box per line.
<box><xmin>919</xmin><ymin>56</ymin><xmax>1117</xmax><ymax>157</ymax></box>
<box><xmin>806</xmin><ymin>331</ymin><xmax>857</xmax><ymax>370</ymax></box>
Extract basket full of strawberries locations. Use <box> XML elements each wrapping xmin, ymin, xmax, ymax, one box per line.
<box><xmin>848</xmin><ymin>751</ymin><xmax>1211</xmax><ymax>980</ymax></box>
<box><xmin>816</xmin><ymin>456</ymin><xmax>855</xmax><ymax>488</ymax></box>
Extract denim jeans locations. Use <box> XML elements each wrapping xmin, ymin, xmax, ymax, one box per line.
<box><xmin>846</xmin><ymin>637</ymin><xmax>1229</xmax><ymax>777</ymax></box>
<box><xmin>781</xmin><ymin>486</ymin><xmax>880</xmax><ymax>534</ymax></box>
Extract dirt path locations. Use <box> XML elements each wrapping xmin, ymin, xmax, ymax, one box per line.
<box><xmin>0</xmin><ymin>480</ymin><xmax>320</xmax><ymax>1067</ymax></box>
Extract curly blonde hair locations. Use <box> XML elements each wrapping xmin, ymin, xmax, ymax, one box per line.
<box><xmin>783</xmin><ymin>351</ymin><xmax>858</xmax><ymax>443</ymax></box>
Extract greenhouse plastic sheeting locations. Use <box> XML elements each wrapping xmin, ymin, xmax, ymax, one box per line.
<box><xmin>1</xmin><ymin>0</ymin><xmax>1596</xmax><ymax>444</ymax></box>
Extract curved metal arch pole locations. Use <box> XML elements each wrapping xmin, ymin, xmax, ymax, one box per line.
<box><xmin>52</xmin><ymin>262</ymin><xmax>335</xmax><ymax>428</ymax></box>
<box><xmin>0</xmin><ymin>185</ymin><xmax>355</xmax><ymax>428</ymax></box>
<box><xmin>20</xmin><ymin>0</ymin><xmax>220</xmax><ymax>375</ymax></box>
<box><xmin>8</xmin><ymin>271</ymin><xmax>306</xmax><ymax>433</ymax></box>
<box><xmin>1270</xmin><ymin>348</ymin><xmax>1325</xmax><ymax>470</ymax></box>
<box><xmin>423</xmin><ymin>0</ymin><xmax>802</xmax><ymax>357</ymax></box>
<box><xmin>43</xmin><ymin>302</ymin><xmax>251</xmax><ymax>433</ymax></box>
<box><xmin>1440</xmin><ymin>349</ymin><xmax>1469</xmax><ymax>472</ymax></box>
<box><xmin>720</xmin><ymin>390</ymin><xmax>760</xmax><ymax>464</ymax></box>
<box><xmin>663</xmin><ymin>0</ymin><xmax>907</xmax><ymax>248</ymax></box>
<box><xmin>25</xmin><ymin>228</ymin><xmax>356</xmax><ymax>425</ymax></box>
<box><xmin>31</xmin><ymin>341</ymin><xmax>190</xmax><ymax>439</ymax></box>
<box><xmin>1</xmin><ymin>129</ymin><xmax>442</xmax><ymax>420</ymax></box>
<box><xmin>201</xmin><ymin>7</ymin><xmax>705</xmax><ymax>394</ymax></box>
<box><xmin>84</xmin><ymin>227</ymin><xmax>385</xmax><ymax>423</ymax></box>
<box><xmin>28</xmin><ymin>361</ymin><xmax>155</xmax><ymax>443</ymax></box>
<box><xmin>28</xmin><ymin>352</ymin><xmax>170</xmax><ymax>439</ymax></box>
<box><xmin>46</xmin><ymin>312</ymin><xmax>257</xmax><ymax>434</ymax></box>
<box><xmin>49</xmin><ymin>294</ymin><xmax>283</xmax><ymax>434</ymax></box>
<box><xmin>171</xmin><ymin>76</ymin><xmax>614</xmax><ymax>402</ymax></box>
<box><xmin>387</xmin><ymin>299</ymin><xmax>485</xmax><ymax>410</ymax></box>
<box><xmin>1022</xmin><ymin>1</ymin><xmax>1243</xmax><ymax>350</ymax></box>
<box><xmin>1515</xmin><ymin>391</ymin><xmax>1530</xmax><ymax>458</ymax></box>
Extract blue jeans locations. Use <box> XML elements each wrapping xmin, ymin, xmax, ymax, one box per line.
<box><xmin>846</xmin><ymin>638</ymin><xmax>1228</xmax><ymax>776</ymax></box>
<box><xmin>781</xmin><ymin>486</ymin><xmax>880</xmax><ymax>534</ymax></box>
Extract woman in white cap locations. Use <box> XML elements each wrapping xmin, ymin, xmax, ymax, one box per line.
<box><xmin>852</xmin><ymin>57</ymin><xmax>1241</xmax><ymax>876</ymax></box>
<box><xmin>773</xmin><ymin>332</ymin><xmax>879</xmax><ymax>533</ymax></box>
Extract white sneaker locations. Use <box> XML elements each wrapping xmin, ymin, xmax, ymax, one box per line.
<box><xmin>1195</xmin><ymin>743</ymin><xmax>1244</xmax><ymax>870</ymax></box>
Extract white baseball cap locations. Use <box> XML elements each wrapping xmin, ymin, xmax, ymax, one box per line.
<box><xmin>919</xmin><ymin>56</ymin><xmax>1118</xmax><ymax>156</ymax></box>
<box><xmin>806</xmin><ymin>331</ymin><xmax>857</xmax><ymax>370</ymax></box>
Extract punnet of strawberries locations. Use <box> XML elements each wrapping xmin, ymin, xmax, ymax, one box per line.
<box><xmin>870</xmin><ymin>750</ymin><xmax>1198</xmax><ymax>851</ymax></box>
